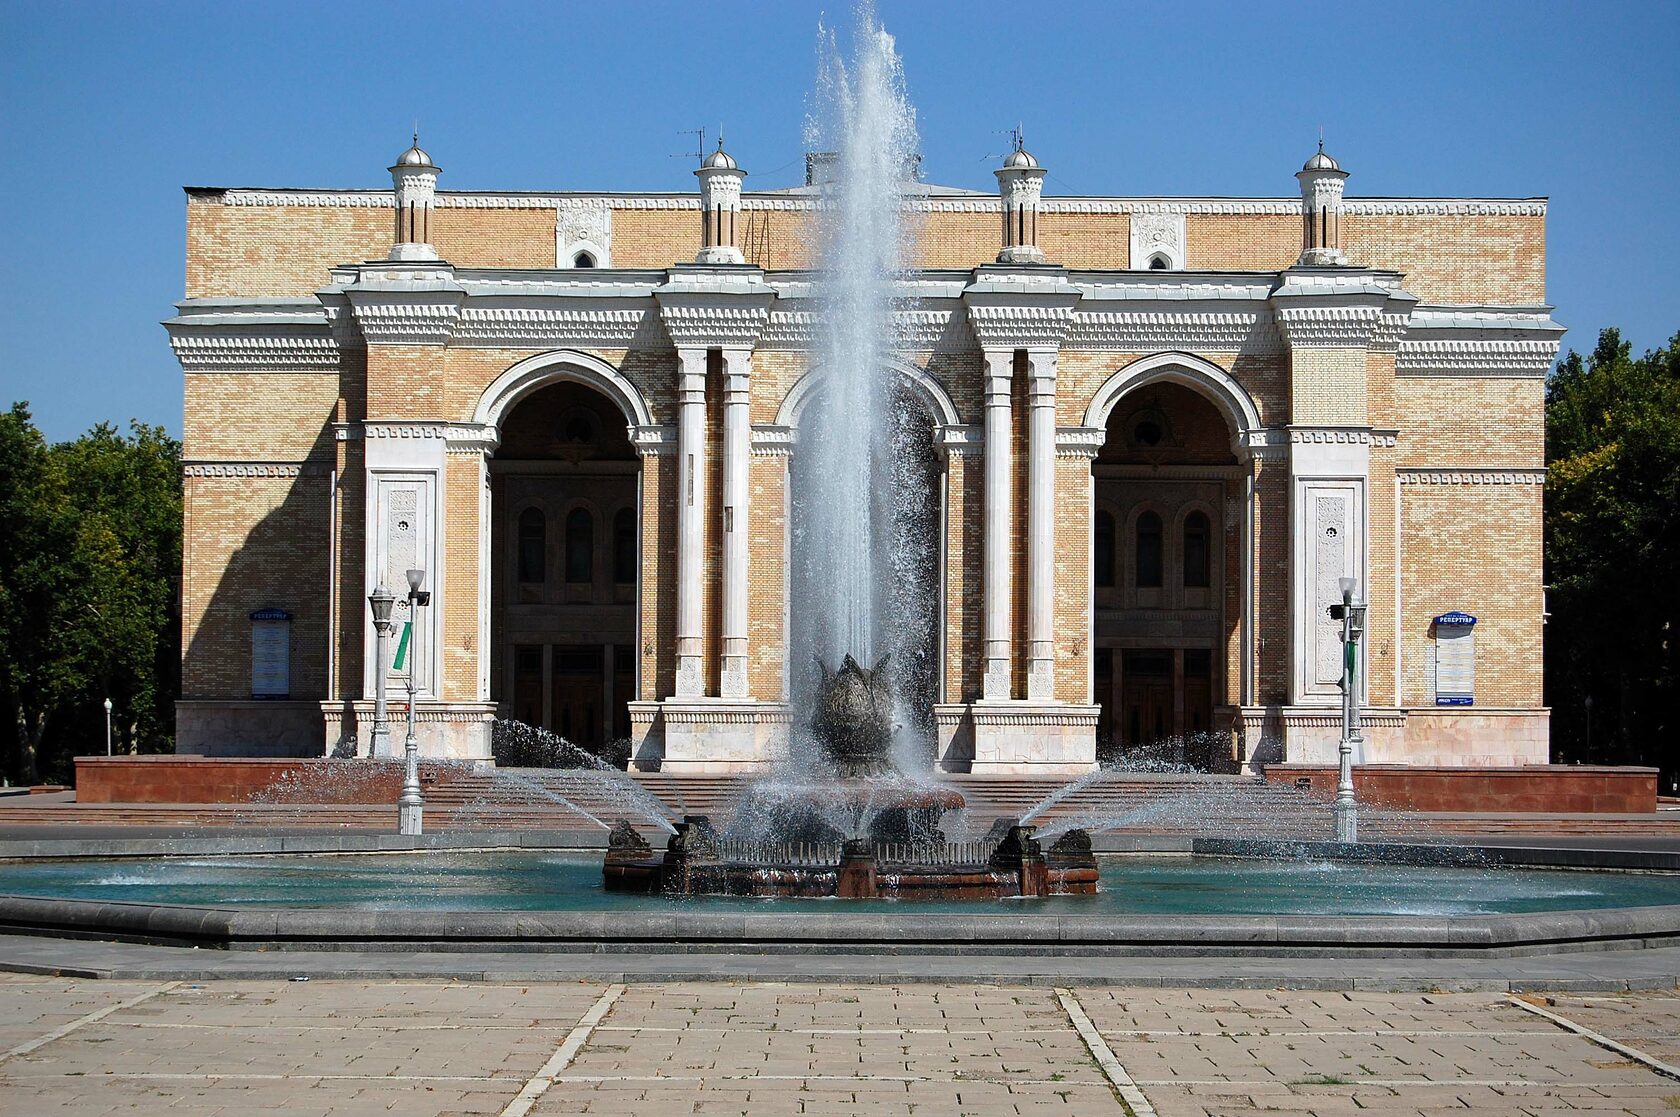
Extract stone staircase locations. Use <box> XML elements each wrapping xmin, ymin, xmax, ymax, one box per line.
<box><xmin>1</xmin><ymin>770</ymin><xmax>1676</xmax><ymax>840</ymax></box>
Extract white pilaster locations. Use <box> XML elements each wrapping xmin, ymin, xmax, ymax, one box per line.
<box><xmin>1025</xmin><ymin>348</ymin><xmax>1057</xmax><ymax>700</ymax></box>
<box><xmin>719</xmin><ymin>348</ymin><xmax>751</xmax><ymax>697</ymax></box>
<box><xmin>675</xmin><ymin>347</ymin><xmax>708</xmax><ymax>697</ymax></box>
<box><xmin>981</xmin><ymin>348</ymin><xmax>1014</xmax><ymax>701</ymax></box>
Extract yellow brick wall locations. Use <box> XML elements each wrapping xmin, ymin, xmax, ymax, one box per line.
<box><xmin>1187</xmin><ymin>214</ymin><xmax>1299</xmax><ymax>272</ymax></box>
<box><xmin>1343</xmin><ymin>213</ymin><xmax>1545</xmax><ymax>305</ymax></box>
<box><xmin>182</xmin><ymin>372</ymin><xmax>339</xmax><ymax>460</ymax></box>
<box><xmin>185</xmin><ymin>193</ymin><xmax>1547</xmax><ymax>308</ymax></box>
<box><xmin>441</xmin><ymin>453</ymin><xmax>483</xmax><ymax>702</ymax></box>
<box><xmin>748</xmin><ymin>456</ymin><xmax>788</xmax><ymax>699</ymax></box>
<box><xmin>181</xmin><ymin>473</ymin><xmax>331</xmax><ymax>699</ymax></box>
<box><xmin>1053</xmin><ymin>457</ymin><xmax>1092</xmax><ymax>703</ymax></box>
<box><xmin>1399</xmin><ymin>483</ymin><xmax>1543</xmax><ymax>708</ymax></box>
<box><xmin>639</xmin><ymin>453</ymin><xmax>677</xmax><ymax>700</ymax></box>
<box><xmin>1396</xmin><ymin>377</ymin><xmax>1544</xmax><ymax>467</ymax></box>
<box><xmin>1040</xmin><ymin>213</ymin><xmax>1132</xmax><ymax>268</ymax></box>
<box><xmin>611</xmin><ymin>208</ymin><xmax>702</xmax><ymax>269</ymax></box>
<box><xmin>1289</xmin><ymin>348</ymin><xmax>1368</xmax><ymax>425</ymax></box>
<box><xmin>943</xmin><ymin>452</ymin><xmax>984</xmax><ymax>702</ymax></box>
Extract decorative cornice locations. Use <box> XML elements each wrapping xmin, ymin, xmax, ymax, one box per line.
<box><xmin>168</xmin><ymin>332</ymin><xmax>340</xmax><ymax>372</ymax></box>
<box><xmin>345</xmin><ymin>294</ymin><xmax>464</xmax><ymax>346</ymax></box>
<box><xmin>1395</xmin><ymin>307</ymin><xmax>1565</xmax><ymax>377</ymax></box>
<box><xmin>216</xmin><ymin>189</ymin><xmax>1546</xmax><ymax>217</ymax></box>
<box><xmin>1395</xmin><ymin>339</ymin><xmax>1561</xmax><ymax>378</ymax></box>
<box><xmin>452</xmin><ymin>306</ymin><xmax>661</xmax><ymax>348</ymax></box>
<box><xmin>1067</xmin><ymin>310</ymin><xmax>1280</xmax><ymax>352</ymax></box>
<box><xmin>750</xmin><ymin>425</ymin><xmax>795</xmax><ymax>457</ymax></box>
<box><xmin>965</xmin><ymin>304</ymin><xmax>1077</xmax><ymax>351</ymax></box>
<box><xmin>654</xmin><ymin>272</ymin><xmax>775</xmax><ymax>350</ymax></box>
<box><xmin>1397</xmin><ymin>469</ymin><xmax>1545</xmax><ymax>485</ymax></box>
<box><xmin>938</xmin><ymin>424</ymin><xmax>984</xmax><ymax>458</ymax></box>
<box><xmin>1290</xmin><ymin>427</ymin><xmax>1397</xmax><ymax>447</ymax></box>
<box><xmin>631</xmin><ymin>425</ymin><xmax>678</xmax><ymax>457</ymax></box>
<box><xmin>182</xmin><ymin>461</ymin><xmax>331</xmax><ymax>478</ymax></box>
<box><xmin>1273</xmin><ymin>304</ymin><xmax>1385</xmax><ymax>348</ymax></box>
<box><xmin>1055</xmin><ymin>426</ymin><xmax>1106</xmax><ymax>460</ymax></box>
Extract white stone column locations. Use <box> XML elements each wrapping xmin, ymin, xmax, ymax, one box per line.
<box><xmin>982</xmin><ymin>348</ymin><xmax>1013</xmax><ymax>701</ymax></box>
<box><xmin>675</xmin><ymin>347</ymin><xmax>707</xmax><ymax>697</ymax></box>
<box><xmin>1025</xmin><ymin>348</ymin><xmax>1057</xmax><ymax>700</ymax></box>
<box><xmin>719</xmin><ymin>348</ymin><xmax>751</xmax><ymax>697</ymax></box>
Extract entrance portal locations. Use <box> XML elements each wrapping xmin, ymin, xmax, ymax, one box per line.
<box><xmin>490</xmin><ymin>381</ymin><xmax>637</xmax><ymax>755</ymax></box>
<box><xmin>1090</xmin><ymin>381</ymin><xmax>1237</xmax><ymax>768</ymax></box>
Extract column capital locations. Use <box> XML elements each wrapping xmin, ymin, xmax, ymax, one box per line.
<box><xmin>655</xmin><ymin>268</ymin><xmax>774</xmax><ymax>351</ymax></box>
<box><xmin>964</xmin><ymin>267</ymin><xmax>1079</xmax><ymax>351</ymax></box>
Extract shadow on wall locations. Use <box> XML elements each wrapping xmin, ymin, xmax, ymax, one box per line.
<box><xmin>178</xmin><ymin>459</ymin><xmax>339</xmax><ymax>759</ymax></box>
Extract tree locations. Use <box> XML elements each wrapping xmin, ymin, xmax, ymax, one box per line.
<box><xmin>1545</xmin><ymin>329</ymin><xmax>1680</xmax><ymax>787</ymax></box>
<box><xmin>0</xmin><ymin>405</ymin><xmax>181</xmax><ymax>785</ymax></box>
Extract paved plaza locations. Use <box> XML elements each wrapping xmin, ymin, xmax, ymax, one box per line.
<box><xmin>0</xmin><ymin>975</ymin><xmax>1675</xmax><ymax>1115</ymax></box>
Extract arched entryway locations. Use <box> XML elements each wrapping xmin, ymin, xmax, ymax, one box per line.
<box><xmin>1084</xmin><ymin>354</ymin><xmax>1259</xmax><ymax>767</ymax></box>
<box><xmin>480</xmin><ymin>356</ymin><xmax>647</xmax><ymax>754</ymax></box>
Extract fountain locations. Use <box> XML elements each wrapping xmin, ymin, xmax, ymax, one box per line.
<box><xmin>595</xmin><ymin>8</ymin><xmax>1097</xmax><ymax>900</ymax></box>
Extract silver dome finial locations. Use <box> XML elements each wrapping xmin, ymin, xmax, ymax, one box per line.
<box><xmin>700</xmin><ymin>133</ymin><xmax>739</xmax><ymax>171</ymax></box>
<box><xmin>395</xmin><ymin>130</ymin><xmax>435</xmax><ymax>169</ymax></box>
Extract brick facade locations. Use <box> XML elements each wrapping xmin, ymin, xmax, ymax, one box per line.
<box><xmin>170</xmin><ymin>153</ymin><xmax>1558</xmax><ymax>768</ymax></box>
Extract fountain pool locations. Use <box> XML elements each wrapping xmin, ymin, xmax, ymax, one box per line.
<box><xmin>2</xmin><ymin>851</ymin><xmax>1676</xmax><ymax>917</ymax></box>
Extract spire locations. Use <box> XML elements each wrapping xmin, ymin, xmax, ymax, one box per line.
<box><xmin>995</xmin><ymin>129</ymin><xmax>1047</xmax><ymax>263</ymax></box>
<box><xmin>695</xmin><ymin>131</ymin><xmax>746</xmax><ymax>264</ymax></box>
<box><xmin>389</xmin><ymin>131</ymin><xmax>441</xmax><ymax>261</ymax></box>
<box><xmin>1295</xmin><ymin>136</ymin><xmax>1349</xmax><ymax>266</ymax></box>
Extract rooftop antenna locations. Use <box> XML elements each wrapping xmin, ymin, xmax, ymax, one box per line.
<box><xmin>671</xmin><ymin>127</ymin><xmax>706</xmax><ymax>162</ymax></box>
<box><xmin>980</xmin><ymin>123</ymin><xmax>1027</xmax><ymax>163</ymax></box>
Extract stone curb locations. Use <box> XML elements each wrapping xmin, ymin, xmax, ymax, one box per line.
<box><xmin>2</xmin><ymin>893</ymin><xmax>1677</xmax><ymax>957</ymax></box>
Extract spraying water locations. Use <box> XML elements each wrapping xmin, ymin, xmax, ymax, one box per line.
<box><xmin>792</xmin><ymin>4</ymin><xmax>935</xmax><ymax>766</ymax></box>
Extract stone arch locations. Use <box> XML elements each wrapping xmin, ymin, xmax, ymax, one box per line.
<box><xmin>774</xmin><ymin>359</ymin><xmax>961</xmax><ymax>432</ymax></box>
<box><xmin>474</xmin><ymin>349</ymin><xmax>653</xmax><ymax>434</ymax></box>
<box><xmin>1083</xmin><ymin>351</ymin><xmax>1262</xmax><ymax>452</ymax></box>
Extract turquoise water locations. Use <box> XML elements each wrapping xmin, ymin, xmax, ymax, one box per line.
<box><xmin>1</xmin><ymin>853</ymin><xmax>1676</xmax><ymax>916</ymax></box>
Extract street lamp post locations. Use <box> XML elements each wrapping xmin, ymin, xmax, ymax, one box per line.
<box><xmin>1331</xmin><ymin>576</ymin><xmax>1367</xmax><ymax>843</ymax></box>
<box><xmin>398</xmin><ymin>567</ymin><xmax>430</xmax><ymax>837</ymax></box>
<box><xmin>103</xmin><ymin>698</ymin><xmax>113</xmax><ymax>757</ymax></box>
<box><xmin>367</xmin><ymin>585</ymin><xmax>396</xmax><ymax>758</ymax></box>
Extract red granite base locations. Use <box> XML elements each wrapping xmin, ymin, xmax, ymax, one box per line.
<box><xmin>1261</xmin><ymin>764</ymin><xmax>1658</xmax><ymax>813</ymax></box>
<box><xmin>72</xmin><ymin>756</ymin><xmax>468</xmax><ymax>805</ymax></box>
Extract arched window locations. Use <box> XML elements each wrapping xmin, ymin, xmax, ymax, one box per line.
<box><xmin>565</xmin><ymin>508</ymin><xmax>594</xmax><ymax>584</ymax></box>
<box><xmin>1094</xmin><ymin>510</ymin><xmax>1115</xmax><ymax>588</ymax></box>
<box><xmin>1148</xmin><ymin>254</ymin><xmax>1170</xmax><ymax>270</ymax></box>
<box><xmin>613</xmin><ymin>508</ymin><xmax>635</xmax><ymax>585</ymax></box>
<box><xmin>1135</xmin><ymin>511</ymin><xmax>1163</xmax><ymax>589</ymax></box>
<box><xmin>517</xmin><ymin>508</ymin><xmax>546</xmax><ymax>584</ymax></box>
<box><xmin>1183</xmin><ymin>511</ymin><xmax>1211</xmax><ymax>588</ymax></box>
<box><xmin>573</xmin><ymin>251</ymin><xmax>596</xmax><ymax>268</ymax></box>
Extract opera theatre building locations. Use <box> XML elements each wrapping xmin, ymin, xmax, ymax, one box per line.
<box><xmin>167</xmin><ymin>135</ymin><xmax>1562</xmax><ymax>773</ymax></box>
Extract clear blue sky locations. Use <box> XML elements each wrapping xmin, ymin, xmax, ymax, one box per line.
<box><xmin>2</xmin><ymin>0</ymin><xmax>1676</xmax><ymax>442</ymax></box>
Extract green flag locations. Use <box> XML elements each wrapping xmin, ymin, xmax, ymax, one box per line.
<box><xmin>392</xmin><ymin>620</ymin><xmax>412</xmax><ymax>670</ymax></box>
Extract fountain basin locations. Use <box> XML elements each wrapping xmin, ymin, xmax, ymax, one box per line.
<box><xmin>605</xmin><ymin>816</ymin><xmax>1096</xmax><ymax>900</ymax></box>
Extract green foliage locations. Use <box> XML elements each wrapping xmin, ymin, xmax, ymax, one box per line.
<box><xmin>1545</xmin><ymin>329</ymin><xmax>1680</xmax><ymax>781</ymax></box>
<box><xmin>0</xmin><ymin>405</ymin><xmax>181</xmax><ymax>784</ymax></box>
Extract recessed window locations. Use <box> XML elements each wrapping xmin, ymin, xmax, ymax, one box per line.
<box><xmin>517</xmin><ymin>508</ymin><xmax>546</xmax><ymax>584</ymax></box>
<box><xmin>613</xmin><ymin>508</ymin><xmax>636</xmax><ymax>585</ymax></box>
<box><xmin>565</xmin><ymin>508</ymin><xmax>594</xmax><ymax>584</ymax></box>
<box><xmin>1183</xmin><ymin>511</ymin><xmax>1211</xmax><ymax>589</ymax></box>
<box><xmin>1135</xmin><ymin>511</ymin><xmax>1163</xmax><ymax>589</ymax></box>
<box><xmin>1094</xmin><ymin>510</ymin><xmax>1115</xmax><ymax>588</ymax></box>
<box><xmin>1132</xmin><ymin>419</ymin><xmax>1163</xmax><ymax>447</ymax></box>
<box><xmin>573</xmin><ymin>251</ymin><xmax>596</xmax><ymax>268</ymax></box>
<box><xmin>1148</xmin><ymin>254</ymin><xmax>1169</xmax><ymax>270</ymax></box>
